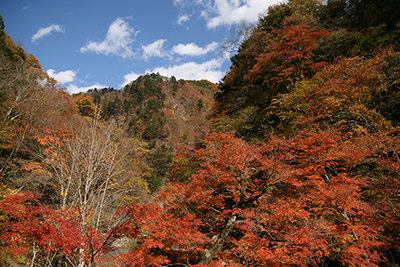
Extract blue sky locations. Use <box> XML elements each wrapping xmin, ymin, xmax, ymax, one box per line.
<box><xmin>1</xmin><ymin>0</ymin><xmax>280</xmax><ymax>94</ymax></box>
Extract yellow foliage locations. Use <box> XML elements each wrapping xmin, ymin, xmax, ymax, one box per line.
<box><xmin>73</xmin><ymin>94</ymin><xmax>98</xmax><ymax>117</ymax></box>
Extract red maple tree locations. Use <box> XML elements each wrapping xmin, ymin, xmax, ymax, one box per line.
<box><xmin>116</xmin><ymin>129</ymin><xmax>386</xmax><ymax>266</ymax></box>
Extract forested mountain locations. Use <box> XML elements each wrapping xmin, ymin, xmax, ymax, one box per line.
<box><xmin>1</xmin><ymin>0</ymin><xmax>400</xmax><ymax>265</ymax></box>
<box><xmin>79</xmin><ymin>74</ymin><xmax>217</xmax><ymax>191</ymax></box>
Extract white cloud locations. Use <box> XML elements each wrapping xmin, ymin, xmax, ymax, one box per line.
<box><xmin>141</xmin><ymin>39</ymin><xmax>168</xmax><ymax>60</ymax></box>
<box><xmin>172</xmin><ymin>41</ymin><xmax>218</xmax><ymax>56</ymax></box>
<box><xmin>147</xmin><ymin>57</ymin><xmax>226</xmax><ymax>83</ymax></box>
<box><xmin>67</xmin><ymin>83</ymin><xmax>108</xmax><ymax>95</ymax></box>
<box><xmin>80</xmin><ymin>18</ymin><xmax>139</xmax><ymax>59</ymax></box>
<box><xmin>174</xmin><ymin>0</ymin><xmax>274</xmax><ymax>28</ymax></box>
<box><xmin>206</xmin><ymin>0</ymin><xmax>273</xmax><ymax>28</ymax></box>
<box><xmin>47</xmin><ymin>69</ymin><xmax>77</xmax><ymax>84</ymax></box>
<box><xmin>31</xmin><ymin>24</ymin><xmax>65</xmax><ymax>43</ymax></box>
<box><xmin>46</xmin><ymin>69</ymin><xmax>106</xmax><ymax>94</ymax></box>
<box><xmin>173</xmin><ymin>0</ymin><xmax>185</xmax><ymax>6</ymax></box>
<box><xmin>119</xmin><ymin>71</ymin><xmax>141</xmax><ymax>88</ymax></box>
<box><xmin>177</xmin><ymin>14</ymin><xmax>190</xmax><ymax>25</ymax></box>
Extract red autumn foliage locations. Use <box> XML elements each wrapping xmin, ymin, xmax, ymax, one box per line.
<box><xmin>0</xmin><ymin>189</ymin><xmax>119</xmax><ymax>265</ymax></box>
<box><xmin>115</xmin><ymin>129</ymin><xmax>393</xmax><ymax>266</ymax></box>
<box><xmin>245</xmin><ymin>19</ymin><xmax>330</xmax><ymax>86</ymax></box>
<box><xmin>0</xmin><ymin>192</ymin><xmax>85</xmax><ymax>261</ymax></box>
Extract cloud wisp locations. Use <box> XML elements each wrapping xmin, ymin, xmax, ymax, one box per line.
<box><xmin>80</xmin><ymin>18</ymin><xmax>139</xmax><ymax>59</ymax></box>
<box><xmin>174</xmin><ymin>0</ymin><xmax>272</xmax><ymax>28</ymax></box>
<box><xmin>172</xmin><ymin>41</ymin><xmax>218</xmax><ymax>56</ymax></box>
<box><xmin>46</xmin><ymin>69</ymin><xmax>104</xmax><ymax>95</ymax></box>
<box><xmin>140</xmin><ymin>40</ymin><xmax>218</xmax><ymax>60</ymax></box>
<box><xmin>141</xmin><ymin>39</ymin><xmax>168</xmax><ymax>60</ymax></box>
<box><xmin>120</xmin><ymin>71</ymin><xmax>142</xmax><ymax>88</ymax></box>
<box><xmin>177</xmin><ymin>14</ymin><xmax>190</xmax><ymax>25</ymax></box>
<box><xmin>149</xmin><ymin>57</ymin><xmax>226</xmax><ymax>82</ymax></box>
<box><xmin>47</xmin><ymin>69</ymin><xmax>77</xmax><ymax>84</ymax></box>
<box><xmin>32</xmin><ymin>24</ymin><xmax>65</xmax><ymax>43</ymax></box>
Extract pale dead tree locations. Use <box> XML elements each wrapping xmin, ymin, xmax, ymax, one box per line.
<box><xmin>32</xmin><ymin>117</ymin><xmax>134</xmax><ymax>266</ymax></box>
<box><xmin>38</xmin><ymin>118</ymin><xmax>126</xmax><ymax>228</ymax></box>
<box><xmin>220</xmin><ymin>20</ymin><xmax>255</xmax><ymax>56</ymax></box>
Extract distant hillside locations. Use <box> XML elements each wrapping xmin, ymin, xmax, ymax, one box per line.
<box><xmin>82</xmin><ymin>73</ymin><xmax>218</xmax><ymax>190</ymax></box>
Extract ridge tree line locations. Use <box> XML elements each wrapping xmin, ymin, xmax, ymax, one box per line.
<box><xmin>1</xmin><ymin>0</ymin><xmax>400</xmax><ymax>265</ymax></box>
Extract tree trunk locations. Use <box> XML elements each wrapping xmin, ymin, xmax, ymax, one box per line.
<box><xmin>198</xmin><ymin>215</ymin><xmax>237</xmax><ymax>265</ymax></box>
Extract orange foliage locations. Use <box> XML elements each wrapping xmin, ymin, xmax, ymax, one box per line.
<box><xmin>116</xmin><ymin>129</ymin><xmax>391</xmax><ymax>266</ymax></box>
<box><xmin>296</xmin><ymin>49</ymin><xmax>397</xmax><ymax>133</ymax></box>
<box><xmin>245</xmin><ymin>19</ymin><xmax>330</xmax><ymax>86</ymax></box>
